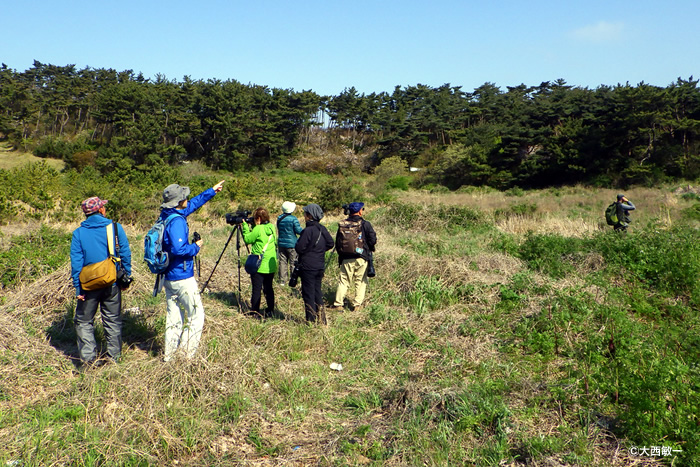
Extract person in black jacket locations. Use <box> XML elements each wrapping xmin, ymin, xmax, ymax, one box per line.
<box><xmin>331</xmin><ymin>202</ymin><xmax>377</xmax><ymax>311</ymax></box>
<box><xmin>295</xmin><ymin>204</ymin><xmax>334</xmax><ymax>324</ymax></box>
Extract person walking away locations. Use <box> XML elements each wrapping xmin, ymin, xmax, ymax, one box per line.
<box><xmin>160</xmin><ymin>180</ymin><xmax>225</xmax><ymax>361</ymax></box>
<box><xmin>277</xmin><ymin>201</ymin><xmax>303</xmax><ymax>285</ymax></box>
<box><xmin>242</xmin><ymin>207</ymin><xmax>278</xmax><ymax>318</ymax></box>
<box><xmin>295</xmin><ymin>204</ymin><xmax>334</xmax><ymax>324</ymax></box>
<box><xmin>614</xmin><ymin>194</ymin><xmax>636</xmax><ymax>232</ymax></box>
<box><xmin>331</xmin><ymin>202</ymin><xmax>377</xmax><ymax>311</ymax></box>
<box><xmin>70</xmin><ymin>196</ymin><xmax>132</xmax><ymax>367</ymax></box>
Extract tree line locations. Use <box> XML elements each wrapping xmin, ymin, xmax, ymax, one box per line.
<box><xmin>1</xmin><ymin>61</ymin><xmax>699</xmax><ymax>188</ymax></box>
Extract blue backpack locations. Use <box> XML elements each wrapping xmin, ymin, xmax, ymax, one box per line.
<box><xmin>144</xmin><ymin>213</ymin><xmax>180</xmax><ymax>274</ymax></box>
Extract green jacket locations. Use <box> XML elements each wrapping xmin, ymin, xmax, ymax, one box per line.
<box><xmin>242</xmin><ymin>222</ymin><xmax>278</xmax><ymax>274</ymax></box>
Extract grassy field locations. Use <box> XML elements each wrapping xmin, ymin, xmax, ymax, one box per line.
<box><xmin>1</xmin><ymin>162</ymin><xmax>699</xmax><ymax>465</ymax></box>
<box><xmin>0</xmin><ymin>142</ymin><xmax>65</xmax><ymax>171</ymax></box>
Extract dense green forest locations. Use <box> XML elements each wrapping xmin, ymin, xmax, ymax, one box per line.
<box><xmin>1</xmin><ymin>61</ymin><xmax>699</xmax><ymax>188</ymax></box>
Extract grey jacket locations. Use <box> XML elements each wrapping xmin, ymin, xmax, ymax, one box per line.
<box><xmin>616</xmin><ymin>200</ymin><xmax>636</xmax><ymax>226</ymax></box>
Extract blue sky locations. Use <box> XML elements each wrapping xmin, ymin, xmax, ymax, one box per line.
<box><xmin>2</xmin><ymin>0</ymin><xmax>698</xmax><ymax>96</ymax></box>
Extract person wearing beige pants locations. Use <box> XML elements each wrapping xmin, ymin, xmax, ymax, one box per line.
<box><xmin>331</xmin><ymin>202</ymin><xmax>376</xmax><ymax>311</ymax></box>
<box><xmin>334</xmin><ymin>257</ymin><xmax>369</xmax><ymax>308</ymax></box>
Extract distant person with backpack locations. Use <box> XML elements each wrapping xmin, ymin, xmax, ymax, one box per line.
<box><xmin>158</xmin><ymin>180</ymin><xmax>225</xmax><ymax>362</ymax></box>
<box><xmin>70</xmin><ymin>196</ymin><xmax>132</xmax><ymax>367</ymax></box>
<box><xmin>330</xmin><ymin>202</ymin><xmax>377</xmax><ymax>311</ymax></box>
<box><xmin>295</xmin><ymin>204</ymin><xmax>334</xmax><ymax>324</ymax></box>
<box><xmin>242</xmin><ymin>207</ymin><xmax>278</xmax><ymax>319</ymax></box>
<box><xmin>613</xmin><ymin>194</ymin><xmax>635</xmax><ymax>232</ymax></box>
<box><xmin>277</xmin><ymin>201</ymin><xmax>303</xmax><ymax>286</ymax></box>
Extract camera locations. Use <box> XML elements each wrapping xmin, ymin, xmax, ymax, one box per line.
<box><xmin>288</xmin><ymin>261</ymin><xmax>301</xmax><ymax>287</ymax></box>
<box><xmin>225</xmin><ymin>210</ymin><xmax>252</xmax><ymax>225</ymax></box>
<box><xmin>367</xmin><ymin>252</ymin><xmax>376</xmax><ymax>278</ymax></box>
<box><xmin>192</xmin><ymin>231</ymin><xmax>201</xmax><ymax>242</ymax></box>
<box><xmin>117</xmin><ymin>269</ymin><xmax>133</xmax><ymax>289</ymax></box>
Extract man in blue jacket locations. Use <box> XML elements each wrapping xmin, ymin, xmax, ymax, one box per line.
<box><xmin>277</xmin><ymin>201</ymin><xmax>303</xmax><ymax>285</ymax></box>
<box><xmin>160</xmin><ymin>180</ymin><xmax>224</xmax><ymax>361</ymax></box>
<box><xmin>70</xmin><ymin>196</ymin><xmax>132</xmax><ymax>367</ymax></box>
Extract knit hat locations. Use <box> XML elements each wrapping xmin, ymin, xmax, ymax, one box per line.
<box><xmin>348</xmin><ymin>202</ymin><xmax>364</xmax><ymax>214</ymax></box>
<box><xmin>303</xmin><ymin>203</ymin><xmax>324</xmax><ymax>221</ymax></box>
<box><xmin>282</xmin><ymin>201</ymin><xmax>297</xmax><ymax>214</ymax></box>
<box><xmin>161</xmin><ymin>184</ymin><xmax>190</xmax><ymax>209</ymax></box>
<box><xmin>81</xmin><ymin>196</ymin><xmax>108</xmax><ymax>215</ymax></box>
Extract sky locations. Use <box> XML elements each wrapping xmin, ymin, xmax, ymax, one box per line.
<box><xmin>2</xmin><ymin>0</ymin><xmax>698</xmax><ymax>97</ymax></box>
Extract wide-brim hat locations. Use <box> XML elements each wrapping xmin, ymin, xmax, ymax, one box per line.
<box><xmin>161</xmin><ymin>184</ymin><xmax>190</xmax><ymax>209</ymax></box>
<box><xmin>81</xmin><ymin>196</ymin><xmax>108</xmax><ymax>215</ymax></box>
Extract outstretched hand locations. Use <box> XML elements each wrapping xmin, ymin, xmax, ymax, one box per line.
<box><xmin>213</xmin><ymin>180</ymin><xmax>225</xmax><ymax>193</ymax></box>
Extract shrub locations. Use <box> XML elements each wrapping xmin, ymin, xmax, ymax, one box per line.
<box><xmin>681</xmin><ymin>202</ymin><xmax>700</xmax><ymax>221</ymax></box>
<box><xmin>518</xmin><ymin>232</ymin><xmax>584</xmax><ymax>278</ymax></box>
<box><xmin>33</xmin><ymin>136</ymin><xmax>75</xmax><ymax>160</ymax></box>
<box><xmin>590</xmin><ymin>227</ymin><xmax>700</xmax><ymax>299</ymax></box>
<box><xmin>374</xmin><ymin>156</ymin><xmax>408</xmax><ymax>180</ymax></box>
<box><xmin>387</xmin><ymin>175</ymin><xmax>412</xmax><ymax>191</ymax></box>
<box><xmin>0</xmin><ymin>225</ymin><xmax>71</xmax><ymax>288</ymax></box>
<box><xmin>315</xmin><ymin>176</ymin><xmax>365</xmax><ymax>213</ymax></box>
<box><xmin>494</xmin><ymin>202</ymin><xmax>538</xmax><ymax>219</ymax></box>
<box><xmin>383</xmin><ymin>202</ymin><xmax>485</xmax><ymax>233</ymax></box>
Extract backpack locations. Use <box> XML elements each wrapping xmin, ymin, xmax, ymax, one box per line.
<box><xmin>337</xmin><ymin>219</ymin><xmax>364</xmax><ymax>254</ymax></box>
<box><xmin>605</xmin><ymin>202</ymin><xmax>618</xmax><ymax>226</ymax></box>
<box><xmin>144</xmin><ymin>213</ymin><xmax>181</xmax><ymax>274</ymax></box>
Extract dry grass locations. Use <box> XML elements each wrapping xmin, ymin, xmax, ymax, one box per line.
<box><xmin>401</xmin><ymin>184</ymin><xmax>688</xmax><ymax>236</ymax></box>
<box><xmin>0</xmin><ymin>143</ymin><xmax>65</xmax><ymax>171</ymax></box>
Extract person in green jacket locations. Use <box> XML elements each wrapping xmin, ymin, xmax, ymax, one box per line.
<box><xmin>241</xmin><ymin>207</ymin><xmax>278</xmax><ymax>318</ymax></box>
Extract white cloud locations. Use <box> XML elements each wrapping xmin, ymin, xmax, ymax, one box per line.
<box><xmin>570</xmin><ymin>21</ymin><xmax>625</xmax><ymax>43</ymax></box>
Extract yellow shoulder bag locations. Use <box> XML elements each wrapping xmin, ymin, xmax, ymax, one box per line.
<box><xmin>79</xmin><ymin>223</ymin><xmax>121</xmax><ymax>291</ymax></box>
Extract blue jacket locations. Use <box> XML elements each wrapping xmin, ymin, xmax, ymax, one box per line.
<box><xmin>277</xmin><ymin>213</ymin><xmax>303</xmax><ymax>248</ymax></box>
<box><xmin>70</xmin><ymin>214</ymin><xmax>132</xmax><ymax>294</ymax></box>
<box><xmin>160</xmin><ymin>188</ymin><xmax>216</xmax><ymax>281</ymax></box>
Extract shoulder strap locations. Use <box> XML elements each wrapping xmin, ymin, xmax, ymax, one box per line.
<box><xmin>277</xmin><ymin>213</ymin><xmax>291</xmax><ymax>225</ymax></box>
<box><xmin>262</xmin><ymin>226</ymin><xmax>275</xmax><ymax>253</ymax></box>
<box><xmin>113</xmin><ymin>221</ymin><xmax>120</xmax><ymax>257</ymax></box>
<box><xmin>164</xmin><ymin>213</ymin><xmax>181</xmax><ymax>224</ymax></box>
<box><xmin>106</xmin><ymin>223</ymin><xmax>115</xmax><ymax>257</ymax></box>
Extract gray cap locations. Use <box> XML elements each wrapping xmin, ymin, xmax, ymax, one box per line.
<box><xmin>303</xmin><ymin>203</ymin><xmax>324</xmax><ymax>221</ymax></box>
<box><xmin>617</xmin><ymin>193</ymin><xmax>625</xmax><ymax>200</ymax></box>
<box><xmin>161</xmin><ymin>184</ymin><xmax>190</xmax><ymax>209</ymax></box>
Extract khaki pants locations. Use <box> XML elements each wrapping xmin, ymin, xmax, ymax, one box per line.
<box><xmin>334</xmin><ymin>257</ymin><xmax>368</xmax><ymax>308</ymax></box>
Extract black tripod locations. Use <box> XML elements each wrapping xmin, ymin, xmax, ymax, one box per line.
<box><xmin>200</xmin><ymin>223</ymin><xmax>250</xmax><ymax>312</ymax></box>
